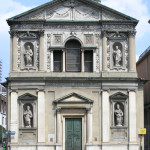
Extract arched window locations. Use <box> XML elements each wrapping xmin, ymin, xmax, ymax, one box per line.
<box><xmin>65</xmin><ymin>40</ymin><xmax>81</xmax><ymax>72</ymax></box>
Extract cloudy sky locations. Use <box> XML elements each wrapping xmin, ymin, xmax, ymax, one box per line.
<box><xmin>0</xmin><ymin>0</ymin><xmax>150</xmax><ymax>82</ymax></box>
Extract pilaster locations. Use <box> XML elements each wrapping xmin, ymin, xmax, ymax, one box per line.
<box><xmin>56</xmin><ymin>107</ymin><xmax>62</xmax><ymax>144</ymax></box>
<box><xmin>81</xmin><ymin>49</ymin><xmax>85</xmax><ymax>72</ymax></box>
<box><xmin>11</xmin><ymin>31</ymin><xmax>18</xmax><ymax>71</ymax></box>
<box><xmin>129</xmin><ymin>90</ymin><xmax>137</xmax><ymax>142</ymax></box>
<box><xmin>86</xmin><ymin>107</ymin><xmax>92</xmax><ymax>143</ymax></box>
<box><xmin>38</xmin><ymin>90</ymin><xmax>45</xmax><ymax>143</ymax></box>
<box><xmin>62</xmin><ymin>49</ymin><xmax>66</xmax><ymax>72</ymax></box>
<box><xmin>39</xmin><ymin>30</ymin><xmax>45</xmax><ymax>71</ymax></box>
<box><xmin>10</xmin><ymin>90</ymin><xmax>18</xmax><ymax>143</ymax></box>
<box><xmin>51</xmin><ymin>50</ymin><xmax>54</xmax><ymax>72</ymax></box>
<box><xmin>102</xmin><ymin>31</ymin><xmax>107</xmax><ymax>71</ymax></box>
<box><xmin>102</xmin><ymin>90</ymin><xmax>110</xmax><ymax>142</ymax></box>
<box><xmin>129</xmin><ymin>31</ymin><xmax>136</xmax><ymax>72</ymax></box>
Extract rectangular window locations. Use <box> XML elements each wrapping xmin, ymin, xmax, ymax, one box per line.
<box><xmin>54</xmin><ymin>51</ymin><xmax>62</xmax><ymax>72</ymax></box>
<box><xmin>84</xmin><ymin>50</ymin><xmax>93</xmax><ymax>72</ymax></box>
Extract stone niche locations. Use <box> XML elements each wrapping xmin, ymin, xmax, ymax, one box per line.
<box><xmin>18</xmin><ymin>93</ymin><xmax>37</xmax><ymax>144</ymax></box>
<box><xmin>18</xmin><ymin>31</ymin><xmax>40</xmax><ymax>71</ymax></box>
<box><xmin>107</xmin><ymin>32</ymin><xmax>128</xmax><ymax>71</ymax></box>
<box><xmin>110</xmin><ymin>92</ymin><xmax>128</xmax><ymax>141</ymax></box>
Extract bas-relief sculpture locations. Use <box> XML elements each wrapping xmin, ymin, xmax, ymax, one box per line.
<box><xmin>24</xmin><ymin>105</ymin><xmax>33</xmax><ymax>128</ymax></box>
<box><xmin>114</xmin><ymin>104</ymin><xmax>123</xmax><ymax>126</ymax></box>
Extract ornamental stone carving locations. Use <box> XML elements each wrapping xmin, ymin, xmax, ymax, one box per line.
<box><xmin>24</xmin><ymin>43</ymin><xmax>34</xmax><ymax>67</ymax></box>
<box><xmin>113</xmin><ymin>43</ymin><xmax>122</xmax><ymax>67</ymax></box>
<box><xmin>114</xmin><ymin>103</ymin><xmax>123</xmax><ymax>126</ymax></box>
<box><xmin>24</xmin><ymin>105</ymin><xmax>33</xmax><ymax>128</ymax></box>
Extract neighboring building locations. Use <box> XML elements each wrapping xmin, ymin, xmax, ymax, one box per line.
<box><xmin>137</xmin><ymin>46</ymin><xmax>150</xmax><ymax>150</ymax></box>
<box><xmin>5</xmin><ymin>0</ymin><xmax>145</xmax><ymax>150</ymax></box>
<box><xmin>0</xmin><ymin>86</ymin><xmax>6</xmax><ymax>129</ymax></box>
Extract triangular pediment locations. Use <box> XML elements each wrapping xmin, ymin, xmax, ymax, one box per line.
<box><xmin>53</xmin><ymin>92</ymin><xmax>93</xmax><ymax>104</ymax></box>
<box><xmin>7</xmin><ymin>0</ymin><xmax>138</xmax><ymax>24</ymax></box>
<box><xmin>18</xmin><ymin>93</ymin><xmax>37</xmax><ymax>100</ymax></box>
<box><xmin>110</xmin><ymin>92</ymin><xmax>128</xmax><ymax>99</ymax></box>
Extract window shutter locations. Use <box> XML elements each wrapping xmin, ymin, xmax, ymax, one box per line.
<box><xmin>66</xmin><ymin>40</ymin><xmax>81</xmax><ymax>72</ymax></box>
<box><xmin>54</xmin><ymin>51</ymin><xmax>62</xmax><ymax>72</ymax></box>
<box><xmin>84</xmin><ymin>50</ymin><xmax>93</xmax><ymax>72</ymax></box>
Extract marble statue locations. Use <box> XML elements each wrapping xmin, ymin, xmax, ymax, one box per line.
<box><xmin>24</xmin><ymin>105</ymin><xmax>33</xmax><ymax>127</ymax></box>
<box><xmin>24</xmin><ymin>45</ymin><xmax>33</xmax><ymax>66</ymax></box>
<box><xmin>113</xmin><ymin>46</ymin><xmax>122</xmax><ymax>67</ymax></box>
<box><xmin>114</xmin><ymin>104</ymin><xmax>123</xmax><ymax>126</ymax></box>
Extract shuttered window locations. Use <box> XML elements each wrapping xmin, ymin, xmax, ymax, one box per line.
<box><xmin>84</xmin><ymin>50</ymin><xmax>93</xmax><ymax>72</ymax></box>
<box><xmin>54</xmin><ymin>51</ymin><xmax>62</xmax><ymax>72</ymax></box>
<box><xmin>66</xmin><ymin>40</ymin><xmax>81</xmax><ymax>72</ymax></box>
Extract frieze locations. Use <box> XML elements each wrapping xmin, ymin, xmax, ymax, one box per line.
<box><xmin>46</xmin><ymin>81</ymin><xmax>101</xmax><ymax>87</ymax></box>
<box><xmin>102</xmin><ymin>25</ymin><xmax>134</xmax><ymax>30</ymax></box>
<box><xmin>11</xmin><ymin>24</ymin><xmax>43</xmax><ymax>30</ymax></box>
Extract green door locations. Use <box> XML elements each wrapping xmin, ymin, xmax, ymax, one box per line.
<box><xmin>65</xmin><ymin>118</ymin><xmax>82</xmax><ymax>150</ymax></box>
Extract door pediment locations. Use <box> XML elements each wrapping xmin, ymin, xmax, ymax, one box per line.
<box><xmin>53</xmin><ymin>92</ymin><xmax>93</xmax><ymax>104</ymax></box>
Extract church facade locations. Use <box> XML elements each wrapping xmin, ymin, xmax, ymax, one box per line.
<box><xmin>6</xmin><ymin>0</ymin><xmax>144</xmax><ymax>150</ymax></box>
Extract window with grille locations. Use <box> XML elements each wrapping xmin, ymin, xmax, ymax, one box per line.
<box><xmin>54</xmin><ymin>51</ymin><xmax>62</xmax><ymax>72</ymax></box>
<box><xmin>84</xmin><ymin>50</ymin><xmax>93</xmax><ymax>72</ymax></box>
<box><xmin>65</xmin><ymin>40</ymin><xmax>81</xmax><ymax>72</ymax></box>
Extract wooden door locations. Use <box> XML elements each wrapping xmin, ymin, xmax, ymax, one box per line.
<box><xmin>65</xmin><ymin>118</ymin><xmax>82</xmax><ymax>150</ymax></box>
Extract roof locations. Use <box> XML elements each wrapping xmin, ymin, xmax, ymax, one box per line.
<box><xmin>137</xmin><ymin>46</ymin><xmax>150</xmax><ymax>64</ymax></box>
<box><xmin>7</xmin><ymin>0</ymin><xmax>138</xmax><ymax>25</ymax></box>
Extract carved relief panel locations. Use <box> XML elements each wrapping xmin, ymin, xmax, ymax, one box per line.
<box><xmin>107</xmin><ymin>32</ymin><xmax>128</xmax><ymax>71</ymax></box>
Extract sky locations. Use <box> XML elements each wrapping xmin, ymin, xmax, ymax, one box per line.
<box><xmin>0</xmin><ymin>0</ymin><xmax>150</xmax><ymax>82</ymax></box>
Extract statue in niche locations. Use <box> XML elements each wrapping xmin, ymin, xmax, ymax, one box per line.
<box><xmin>113</xmin><ymin>45</ymin><xmax>122</xmax><ymax>67</ymax></box>
<box><xmin>114</xmin><ymin>104</ymin><xmax>123</xmax><ymax>126</ymax></box>
<box><xmin>24</xmin><ymin>44</ymin><xmax>33</xmax><ymax>67</ymax></box>
<box><xmin>23</xmin><ymin>105</ymin><xmax>33</xmax><ymax>128</ymax></box>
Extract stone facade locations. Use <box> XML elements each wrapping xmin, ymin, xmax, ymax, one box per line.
<box><xmin>5</xmin><ymin>0</ymin><xmax>145</xmax><ymax>150</ymax></box>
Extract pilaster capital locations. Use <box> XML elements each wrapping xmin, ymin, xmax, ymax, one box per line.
<box><xmin>56</xmin><ymin>107</ymin><xmax>61</xmax><ymax>113</ymax></box>
<box><xmin>128</xmin><ymin>89</ymin><xmax>136</xmax><ymax>93</ymax></box>
<box><xmin>128</xmin><ymin>30</ymin><xmax>136</xmax><ymax>37</ymax></box>
<box><xmin>10</xmin><ymin>89</ymin><xmax>18</xmax><ymax>93</ymax></box>
<box><xmin>38</xmin><ymin>30</ymin><xmax>45</xmax><ymax>37</ymax></box>
<box><xmin>9</xmin><ymin>30</ymin><xmax>19</xmax><ymax>38</ymax></box>
<box><xmin>102</xmin><ymin>30</ymin><xmax>108</xmax><ymax>38</ymax></box>
<box><xmin>101</xmin><ymin>89</ymin><xmax>110</xmax><ymax>93</ymax></box>
<box><xmin>62</xmin><ymin>48</ymin><xmax>66</xmax><ymax>52</ymax></box>
<box><xmin>36</xmin><ymin>89</ymin><xmax>45</xmax><ymax>94</ymax></box>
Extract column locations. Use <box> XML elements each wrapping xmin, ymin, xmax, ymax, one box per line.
<box><xmin>10</xmin><ymin>91</ymin><xmax>18</xmax><ymax>143</ymax></box>
<box><xmin>12</xmin><ymin>32</ymin><xmax>18</xmax><ymax>71</ymax></box>
<box><xmin>93</xmin><ymin>49</ymin><xmax>96</xmax><ymax>72</ymax></box>
<box><xmin>102</xmin><ymin>90</ymin><xmax>110</xmax><ymax>142</ymax></box>
<box><xmin>81</xmin><ymin>49</ymin><xmax>84</xmax><ymax>72</ymax></box>
<box><xmin>129</xmin><ymin>31</ymin><xmax>136</xmax><ymax>72</ymax></box>
<box><xmin>56</xmin><ymin>108</ymin><xmax>62</xmax><ymax>144</ymax></box>
<box><xmin>129</xmin><ymin>90</ymin><xmax>137</xmax><ymax>142</ymax></box>
<box><xmin>38</xmin><ymin>90</ymin><xmax>45</xmax><ymax>143</ymax></box>
<box><xmin>86</xmin><ymin>107</ymin><xmax>92</xmax><ymax>143</ymax></box>
<box><xmin>102</xmin><ymin>31</ymin><xmax>107</xmax><ymax>71</ymax></box>
<box><xmin>39</xmin><ymin>30</ymin><xmax>45</xmax><ymax>71</ymax></box>
<box><xmin>51</xmin><ymin>50</ymin><xmax>54</xmax><ymax>72</ymax></box>
<box><xmin>62</xmin><ymin>49</ymin><xmax>65</xmax><ymax>72</ymax></box>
